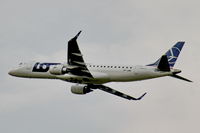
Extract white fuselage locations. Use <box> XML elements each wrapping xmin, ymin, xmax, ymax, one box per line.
<box><xmin>9</xmin><ymin>62</ymin><xmax>180</xmax><ymax>84</ymax></box>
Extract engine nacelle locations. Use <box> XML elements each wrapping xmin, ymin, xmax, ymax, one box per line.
<box><xmin>49</xmin><ymin>65</ymin><xmax>68</xmax><ymax>75</ymax></box>
<box><xmin>71</xmin><ymin>85</ymin><xmax>93</xmax><ymax>95</ymax></box>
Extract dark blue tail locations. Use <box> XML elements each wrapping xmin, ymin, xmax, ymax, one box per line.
<box><xmin>148</xmin><ymin>42</ymin><xmax>185</xmax><ymax>68</ymax></box>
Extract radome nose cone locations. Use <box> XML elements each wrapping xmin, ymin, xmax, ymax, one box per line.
<box><xmin>8</xmin><ymin>70</ymin><xmax>15</xmax><ymax>76</ymax></box>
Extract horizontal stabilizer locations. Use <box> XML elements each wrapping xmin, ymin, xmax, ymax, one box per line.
<box><xmin>171</xmin><ymin>74</ymin><xmax>192</xmax><ymax>82</ymax></box>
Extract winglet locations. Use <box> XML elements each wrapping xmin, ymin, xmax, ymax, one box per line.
<box><xmin>74</xmin><ymin>31</ymin><xmax>82</xmax><ymax>39</ymax></box>
<box><xmin>135</xmin><ymin>92</ymin><xmax>147</xmax><ymax>100</ymax></box>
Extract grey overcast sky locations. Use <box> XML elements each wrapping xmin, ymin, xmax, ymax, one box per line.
<box><xmin>0</xmin><ymin>0</ymin><xmax>199</xmax><ymax>133</ymax></box>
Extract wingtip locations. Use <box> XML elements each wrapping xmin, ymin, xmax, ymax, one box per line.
<box><xmin>75</xmin><ymin>30</ymin><xmax>82</xmax><ymax>38</ymax></box>
<box><xmin>171</xmin><ymin>74</ymin><xmax>193</xmax><ymax>83</ymax></box>
<box><xmin>136</xmin><ymin>92</ymin><xmax>147</xmax><ymax>100</ymax></box>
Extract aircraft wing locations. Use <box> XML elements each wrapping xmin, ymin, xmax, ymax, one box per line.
<box><xmin>89</xmin><ymin>84</ymin><xmax>147</xmax><ymax>100</ymax></box>
<box><xmin>67</xmin><ymin>31</ymin><xmax>93</xmax><ymax>77</ymax></box>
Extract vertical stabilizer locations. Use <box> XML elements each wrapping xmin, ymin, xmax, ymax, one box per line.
<box><xmin>147</xmin><ymin>42</ymin><xmax>185</xmax><ymax>68</ymax></box>
<box><xmin>157</xmin><ymin>55</ymin><xmax>170</xmax><ymax>71</ymax></box>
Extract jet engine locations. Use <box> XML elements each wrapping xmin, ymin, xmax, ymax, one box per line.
<box><xmin>49</xmin><ymin>65</ymin><xmax>68</xmax><ymax>75</ymax></box>
<box><xmin>71</xmin><ymin>85</ymin><xmax>93</xmax><ymax>94</ymax></box>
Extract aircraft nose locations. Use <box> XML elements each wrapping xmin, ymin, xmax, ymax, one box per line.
<box><xmin>8</xmin><ymin>70</ymin><xmax>17</xmax><ymax>76</ymax></box>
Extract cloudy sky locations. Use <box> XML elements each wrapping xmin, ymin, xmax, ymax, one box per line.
<box><xmin>1</xmin><ymin>0</ymin><xmax>199</xmax><ymax>133</ymax></box>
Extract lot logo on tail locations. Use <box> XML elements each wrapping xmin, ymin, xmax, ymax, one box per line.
<box><xmin>165</xmin><ymin>42</ymin><xmax>184</xmax><ymax>67</ymax></box>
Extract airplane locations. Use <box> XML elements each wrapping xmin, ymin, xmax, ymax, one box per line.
<box><xmin>8</xmin><ymin>31</ymin><xmax>192</xmax><ymax>100</ymax></box>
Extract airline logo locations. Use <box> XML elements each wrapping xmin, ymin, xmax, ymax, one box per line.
<box><xmin>32</xmin><ymin>62</ymin><xmax>60</xmax><ymax>72</ymax></box>
<box><xmin>165</xmin><ymin>42</ymin><xmax>184</xmax><ymax>67</ymax></box>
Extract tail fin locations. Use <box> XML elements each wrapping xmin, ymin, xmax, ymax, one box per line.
<box><xmin>148</xmin><ymin>42</ymin><xmax>185</xmax><ymax>68</ymax></box>
<box><xmin>157</xmin><ymin>55</ymin><xmax>170</xmax><ymax>71</ymax></box>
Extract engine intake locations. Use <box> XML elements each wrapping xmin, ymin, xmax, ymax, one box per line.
<box><xmin>71</xmin><ymin>85</ymin><xmax>93</xmax><ymax>95</ymax></box>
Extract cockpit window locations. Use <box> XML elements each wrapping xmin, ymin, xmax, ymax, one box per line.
<box><xmin>18</xmin><ymin>62</ymin><xmax>26</xmax><ymax>67</ymax></box>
